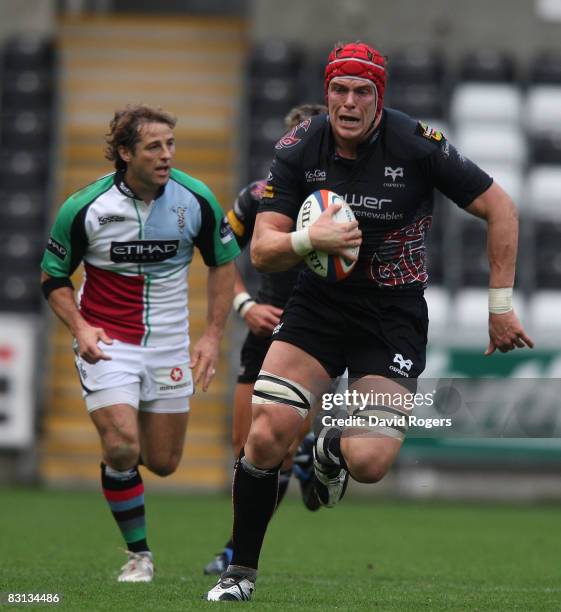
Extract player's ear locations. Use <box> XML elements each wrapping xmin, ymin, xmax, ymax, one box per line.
<box><xmin>118</xmin><ymin>145</ymin><xmax>132</xmax><ymax>163</ymax></box>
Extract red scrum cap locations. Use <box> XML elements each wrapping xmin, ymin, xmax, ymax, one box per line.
<box><xmin>324</xmin><ymin>42</ymin><xmax>387</xmax><ymax>119</ymax></box>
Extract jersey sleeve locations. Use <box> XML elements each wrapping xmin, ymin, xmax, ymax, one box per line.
<box><xmin>193</xmin><ymin>186</ymin><xmax>240</xmax><ymax>266</ymax></box>
<box><xmin>40</xmin><ymin>197</ymin><xmax>89</xmax><ymax>278</ymax></box>
<box><xmin>424</xmin><ymin>134</ymin><xmax>493</xmax><ymax>208</ymax></box>
<box><xmin>226</xmin><ymin>180</ymin><xmax>264</xmax><ymax>250</ymax></box>
<box><xmin>257</xmin><ymin>155</ymin><xmax>304</xmax><ymax>222</ymax></box>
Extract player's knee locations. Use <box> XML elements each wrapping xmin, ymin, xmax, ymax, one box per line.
<box><xmin>104</xmin><ymin>437</ymin><xmax>140</xmax><ymax>469</ymax></box>
<box><xmin>145</xmin><ymin>450</ymin><xmax>182</xmax><ymax>477</ymax></box>
<box><xmin>246</xmin><ymin>415</ymin><xmax>287</xmax><ymax>467</ymax></box>
<box><xmin>347</xmin><ymin>453</ymin><xmax>391</xmax><ymax>484</ymax></box>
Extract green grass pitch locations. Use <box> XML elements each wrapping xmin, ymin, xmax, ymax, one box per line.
<box><xmin>1</xmin><ymin>488</ymin><xmax>560</xmax><ymax>610</ymax></box>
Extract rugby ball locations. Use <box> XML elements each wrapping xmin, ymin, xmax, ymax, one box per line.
<box><xmin>296</xmin><ymin>190</ymin><xmax>359</xmax><ymax>281</ymax></box>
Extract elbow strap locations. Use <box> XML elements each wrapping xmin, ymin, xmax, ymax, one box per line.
<box><xmin>41</xmin><ymin>276</ymin><xmax>74</xmax><ymax>300</ymax></box>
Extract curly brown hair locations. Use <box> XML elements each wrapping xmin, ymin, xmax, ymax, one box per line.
<box><xmin>284</xmin><ymin>103</ymin><xmax>327</xmax><ymax>128</ymax></box>
<box><xmin>105</xmin><ymin>104</ymin><xmax>177</xmax><ymax>170</ymax></box>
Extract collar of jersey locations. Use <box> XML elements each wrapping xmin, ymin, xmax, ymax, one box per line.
<box><xmin>114</xmin><ymin>170</ymin><xmax>166</xmax><ymax>201</ymax></box>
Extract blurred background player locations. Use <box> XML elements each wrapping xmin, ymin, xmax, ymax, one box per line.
<box><xmin>206</xmin><ymin>41</ymin><xmax>534</xmax><ymax>601</ymax></box>
<box><xmin>203</xmin><ymin>103</ymin><xmax>327</xmax><ymax>575</ymax></box>
<box><xmin>40</xmin><ymin>105</ymin><xmax>239</xmax><ymax>582</ymax></box>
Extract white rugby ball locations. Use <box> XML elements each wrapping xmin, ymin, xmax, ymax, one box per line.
<box><xmin>296</xmin><ymin>190</ymin><xmax>359</xmax><ymax>281</ymax></box>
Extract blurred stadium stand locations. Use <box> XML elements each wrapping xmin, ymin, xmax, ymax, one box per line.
<box><xmin>0</xmin><ymin>33</ymin><xmax>55</xmax><ymax>313</ymax></box>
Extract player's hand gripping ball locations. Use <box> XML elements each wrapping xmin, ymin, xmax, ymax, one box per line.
<box><xmin>296</xmin><ymin>190</ymin><xmax>359</xmax><ymax>281</ymax></box>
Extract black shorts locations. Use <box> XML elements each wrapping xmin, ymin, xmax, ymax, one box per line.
<box><xmin>272</xmin><ymin>281</ymin><xmax>428</xmax><ymax>392</ymax></box>
<box><xmin>237</xmin><ymin>331</ymin><xmax>273</xmax><ymax>384</ymax></box>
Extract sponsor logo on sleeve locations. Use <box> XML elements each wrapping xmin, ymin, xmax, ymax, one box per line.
<box><xmin>275</xmin><ymin>118</ymin><xmax>311</xmax><ymax>150</ymax></box>
<box><xmin>46</xmin><ymin>237</ymin><xmax>67</xmax><ymax>260</ymax></box>
<box><xmin>415</xmin><ymin>121</ymin><xmax>443</xmax><ymax>143</ymax></box>
<box><xmin>219</xmin><ymin>217</ymin><xmax>234</xmax><ymax>244</ymax></box>
<box><xmin>98</xmin><ymin>215</ymin><xmax>125</xmax><ymax>226</ymax></box>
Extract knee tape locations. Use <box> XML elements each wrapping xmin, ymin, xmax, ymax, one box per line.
<box><xmin>252</xmin><ymin>370</ymin><xmax>314</xmax><ymax>418</ymax></box>
<box><xmin>351</xmin><ymin>405</ymin><xmax>409</xmax><ymax>441</ymax></box>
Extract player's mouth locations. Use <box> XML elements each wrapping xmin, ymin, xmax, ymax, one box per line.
<box><xmin>338</xmin><ymin>114</ymin><xmax>360</xmax><ymax>127</ymax></box>
<box><xmin>155</xmin><ymin>166</ymin><xmax>170</xmax><ymax>177</ymax></box>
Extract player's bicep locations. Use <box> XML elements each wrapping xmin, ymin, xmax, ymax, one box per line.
<box><xmin>428</xmin><ymin>139</ymin><xmax>493</xmax><ymax>208</ymax></box>
<box><xmin>464</xmin><ymin>181</ymin><xmax>515</xmax><ymax>221</ymax></box>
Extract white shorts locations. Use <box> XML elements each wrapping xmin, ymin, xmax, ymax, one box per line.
<box><xmin>74</xmin><ymin>339</ymin><xmax>192</xmax><ymax>414</ymax></box>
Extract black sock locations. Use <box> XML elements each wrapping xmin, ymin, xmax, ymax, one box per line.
<box><xmin>223</xmin><ymin>467</ymin><xmax>290</xmax><ymax>558</ymax></box>
<box><xmin>230</xmin><ymin>450</ymin><xmax>279</xmax><ymax>570</ymax></box>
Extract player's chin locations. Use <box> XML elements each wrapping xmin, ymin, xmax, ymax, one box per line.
<box><xmin>154</xmin><ymin>169</ymin><xmax>170</xmax><ymax>183</ymax></box>
<box><xmin>334</xmin><ymin>123</ymin><xmax>365</xmax><ymax>141</ymax></box>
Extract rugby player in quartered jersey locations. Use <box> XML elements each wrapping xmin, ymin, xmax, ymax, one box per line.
<box><xmin>41</xmin><ymin>106</ymin><xmax>239</xmax><ymax>584</ymax></box>
<box><xmin>42</xmin><ymin>168</ymin><xmax>238</xmax><ymax>347</ymax></box>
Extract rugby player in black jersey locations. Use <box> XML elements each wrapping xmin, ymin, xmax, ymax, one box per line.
<box><xmin>206</xmin><ymin>41</ymin><xmax>534</xmax><ymax>602</ymax></box>
<box><xmin>203</xmin><ymin>104</ymin><xmax>327</xmax><ymax>576</ymax></box>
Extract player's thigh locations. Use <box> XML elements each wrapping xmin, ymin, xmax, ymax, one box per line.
<box><xmin>89</xmin><ymin>402</ymin><xmax>140</xmax><ymax>452</ymax></box>
<box><xmin>138</xmin><ymin>411</ymin><xmax>189</xmax><ymax>466</ymax></box>
<box><xmin>232</xmin><ymin>330</ymin><xmax>271</xmax><ymax>453</ymax></box>
<box><xmin>232</xmin><ymin>382</ymin><xmax>254</xmax><ymax>455</ymax></box>
<box><xmin>341</xmin><ymin>375</ymin><xmax>411</xmax><ymax>478</ymax></box>
<box><xmin>249</xmin><ymin>341</ymin><xmax>332</xmax><ymax>455</ymax></box>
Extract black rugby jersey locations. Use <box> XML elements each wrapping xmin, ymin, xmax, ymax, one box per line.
<box><xmin>259</xmin><ymin>109</ymin><xmax>493</xmax><ymax>294</ymax></box>
<box><xmin>227</xmin><ymin>179</ymin><xmax>302</xmax><ymax>308</ymax></box>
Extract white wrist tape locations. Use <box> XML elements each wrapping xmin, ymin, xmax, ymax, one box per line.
<box><xmin>233</xmin><ymin>292</ymin><xmax>255</xmax><ymax>318</ymax></box>
<box><xmin>488</xmin><ymin>288</ymin><xmax>513</xmax><ymax>314</ymax></box>
<box><xmin>290</xmin><ymin>228</ymin><xmax>313</xmax><ymax>256</ymax></box>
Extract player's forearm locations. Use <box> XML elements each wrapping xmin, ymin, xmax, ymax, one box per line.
<box><xmin>45</xmin><ymin>286</ymin><xmax>90</xmax><ymax>337</ymax></box>
<box><xmin>205</xmin><ymin>262</ymin><xmax>235</xmax><ymax>339</ymax></box>
<box><xmin>251</xmin><ymin>229</ymin><xmax>302</xmax><ymax>272</ymax></box>
<box><xmin>486</xmin><ymin>199</ymin><xmax>519</xmax><ymax>288</ymax></box>
<box><xmin>234</xmin><ymin>265</ymin><xmax>247</xmax><ymax>295</ymax></box>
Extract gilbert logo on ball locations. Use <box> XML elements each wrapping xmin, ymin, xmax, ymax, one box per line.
<box><xmin>296</xmin><ymin>190</ymin><xmax>359</xmax><ymax>281</ymax></box>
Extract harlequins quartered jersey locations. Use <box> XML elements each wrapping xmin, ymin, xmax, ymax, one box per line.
<box><xmin>41</xmin><ymin>169</ymin><xmax>240</xmax><ymax>347</ymax></box>
<box><xmin>259</xmin><ymin>109</ymin><xmax>493</xmax><ymax>294</ymax></box>
<box><xmin>227</xmin><ymin>179</ymin><xmax>303</xmax><ymax>309</ymax></box>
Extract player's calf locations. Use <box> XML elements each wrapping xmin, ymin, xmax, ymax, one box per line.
<box><xmin>342</xmin><ymin>405</ymin><xmax>407</xmax><ymax>483</ymax></box>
